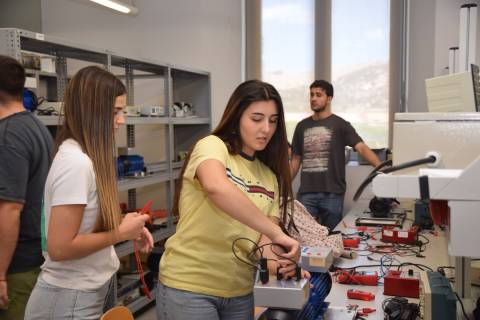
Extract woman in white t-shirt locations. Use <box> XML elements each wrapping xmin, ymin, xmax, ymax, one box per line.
<box><xmin>25</xmin><ymin>66</ymin><xmax>154</xmax><ymax>320</ymax></box>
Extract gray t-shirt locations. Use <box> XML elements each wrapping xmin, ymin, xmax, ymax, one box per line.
<box><xmin>292</xmin><ymin>114</ymin><xmax>362</xmax><ymax>195</ymax></box>
<box><xmin>0</xmin><ymin>111</ymin><xmax>53</xmax><ymax>273</ymax></box>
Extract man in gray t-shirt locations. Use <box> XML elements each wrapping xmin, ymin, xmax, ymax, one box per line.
<box><xmin>0</xmin><ymin>56</ymin><xmax>53</xmax><ymax>319</ymax></box>
<box><xmin>291</xmin><ymin>80</ymin><xmax>380</xmax><ymax>230</ymax></box>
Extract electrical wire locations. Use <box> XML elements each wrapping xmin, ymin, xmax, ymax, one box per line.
<box><xmin>396</xmin><ymin>262</ymin><xmax>433</xmax><ymax>272</ymax></box>
<box><xmin>231</xmin><ymin>237</ymin><xmax>300</xmax><ymax>277</ymax></box>
<box><xmin>231</xmin><ymin>237</ymin><xmax>261</xmax><ymax>269</ymax></box>
<box><xmin>133</xmin><ymin>241</ymin><xmax>152</xmax><ymax>299</ymax></box>
<box><xmin>353</xmin><ymin>156</ymin><xmax>437</xmax><ymax>201</ymax></box>
<box><xmin>455</xmin><ymin>292</ymin><xmax>471</xmax><ymax>320</ymax></box>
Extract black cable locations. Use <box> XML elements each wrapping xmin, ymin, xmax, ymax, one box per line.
<box><xmin>249</xmin><ymin>241</ymin><xmax>298</xmax><ymax>266</ymax></box>
<box><xmin>381</xmin><ymin>156</ymin><xmax>437</xmax><ymax>174</ymax></box>
<box><xmin>269</xmin><ymin>243</ymin><xmax>298</xmax><ymax>265</ymax></box>
<box><xmin>353</xmin><ymin>156</ymin><xmax>437</xmax><ymax>201</ymax></box>
<box><xmin>233</xmin><ymin>238</ymin><xmax>299</xmax><ymax>271</ymax></box>
<box><xmin>366</xmin><ymin>159</ymin><xmax>392</xmax><ymax>180</ymax></box>
<box><xmin>418</xmin><ymin>234</ymin><xmax>430</xmax><ymax>245</ymax></box>
<box><xmin>231</xmin><ymin>237</ymin><xmax>261</xmax><ymax>269</ymax></box>
<box><xmin>455</xmin><ymin>292</ymin><xmax>471</xmax><ymax>320</ymax></box>
<box><xmin>396</xmin><ymin>262</ymin><xmax>433</xmax><ymax>272</ymax></box>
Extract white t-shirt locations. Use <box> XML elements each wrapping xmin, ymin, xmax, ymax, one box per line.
<box><xmin>41</xmin><ymin>139</ymin><xmax>119</xmax><ymax>290</ymax></box>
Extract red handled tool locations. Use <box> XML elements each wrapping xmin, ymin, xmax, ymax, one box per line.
<box><xmin>361</xmin><ymin>308</ymin><xmax>376</xmax><ymax>314</ymax></box>
<box><xmin>336</xmin><ymin>271</ymin><xmax>379</xmax><ymax>286</ymax></box>
<box><xmin>347</xmin><ymin>289</ymin><xmax>375</xmax><ymax>301</ymax></box>
<box><xmin>139</xmin><ymin>200</ymin><xmax>153</xmax><ymax>223</ymax></box>
<box><xmin>133</xmin><ymin>200</ymin><xmax>154</xmax><ymax>299</ymax></box>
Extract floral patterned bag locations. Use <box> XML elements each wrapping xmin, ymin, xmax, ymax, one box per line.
<box><xmin>284</xmin><ymin>200</ymin><xmax>344</xmax><ymax>257</ymax></box>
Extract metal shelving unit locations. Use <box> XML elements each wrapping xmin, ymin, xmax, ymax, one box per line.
<box><xmin>34</xmin><ymin>115</ymin><xmax>210</xmax><ymax>126</ymax></box>
<box><xmin>126</xmin><ymin>287</ymin><xmax>157</xmax><ymax>313</ymax></box>
<box><xmin>118</xmin><ymin>173</ymin><xmax>171</xmax><ymax>192</ymax></box>
<box><xmin>0</xmin><ymin>28</ymin><xmax>211</xmax><ymax>313</ymax></box>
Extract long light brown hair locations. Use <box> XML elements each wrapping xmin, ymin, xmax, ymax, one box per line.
<box><xmin>174</xmin><ymin>80</ymin><xmax>293</xmax><ymax>227</ymax></box>
<box><xmin>55</xmin><ymin>66</ymin><xmax>126</xmax><ymax>231</ymax></box>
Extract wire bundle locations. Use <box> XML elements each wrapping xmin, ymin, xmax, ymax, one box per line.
<box><xmin>133</xmin><ymin>241</ymin><xmax>152</xmax><ymax>299</ymax></box>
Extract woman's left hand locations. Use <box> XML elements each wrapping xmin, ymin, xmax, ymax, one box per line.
<box><xmin>276</xmin><ymin>259</ymin><xmax>311</xmax><ymax>280</ymax></box>
<box><xmin>136</xmin><ymin>227</ymin><xmax>154</xmax><ymax>253</ymax></box>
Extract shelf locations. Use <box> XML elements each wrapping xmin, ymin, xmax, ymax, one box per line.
<box><xmin>117</xmin><ymin>172</ymin><xmax>170</xmax><ymax>191</ymax></box>
<box><xmin>120</xmin><ymin>286</ymin><xmax>157</xmax><ymax>313</ymax></box>
<box><xmin>117</xmin><ymin>274</ymin><xmax>145</xmax><ymax>299</ymax></box>
<box><xmin>35</xmin><ymin>115</ymin><xmax>209</xmax><ymax>126</ymax></box>
<box><xmin>25</xmin><ymin>68</ymin><xmax>58</xmax><ymax>78</ymax></box>
<box><xmin>17</xmin><ymin>29</ymin><xmax>109</xmax><ymax>64</ymax></box>
<box><xmin>125</xmin><ymin>285</ymin><xmax>156</xmax><ymax>314</ymax></box>
<box><xmin>115</xmin><ymin>227</ymin><xmax>175</xmax><ymax>258</ymax></box>
<box><xmin>124</xmin><ymin>117</ymin><xmax>169</xmax><ymax>125</ymax></box>
<box><xmin>110</xmin><ymin>54</ymin><xmax>168</xmax><ymax>75</ymax></box>
<box><xmin>170</xmin><ymin>117</ymin><xmax>210</xmax><ymax>125</ymax></box>
<box><xmin>172</xmin><ymin>161</ymin><xmax>184</xmax><ymax>169</ymax></box>
<box><xmin>35</xmin><ymin>115</ymin><xmax>62</xmax><ymax>126</ymax></box>
<box><xmin>117</xmin><ymin>270</ymin><xmax>156</xmax><ymax>301</ymax></box>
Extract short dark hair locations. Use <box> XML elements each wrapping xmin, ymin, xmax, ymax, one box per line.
<box><xmin>310</xmin><ymin>80</ymin><xmax>334</xmax><ymax>97</ymax></box>
<box><xmin>0</xmin><ymin>55</ymin><xmax>26</xmax><ymax>103</ymax></box>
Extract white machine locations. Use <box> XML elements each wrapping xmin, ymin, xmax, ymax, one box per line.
<box><xmin>372</xmin><ymin>112</ymin><xmax>480</xmax><ymax>258</ymax></box>
<box><xmin>370</xmin><ymin>112</ymin><xmax>480</xmax><ymax>301</ymax></box>
<box><xmin>253</xmin><ymin>271</ymin><xmax>310</xmax><ymax>310</ymax></box>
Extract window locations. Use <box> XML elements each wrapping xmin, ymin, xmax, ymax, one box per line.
<box><xmin>331</xmin><ymin>0</ymin><xmax>390</xmax><ymax>148</ymax></box>
<box><xmin>261</xmin><ymin>0</ymin><xmax>315</xmax><ymax>141</ymax></box>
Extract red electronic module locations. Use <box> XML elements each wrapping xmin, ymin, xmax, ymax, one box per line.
<box><xmin>343</xmin><ymin>237</ymin><xmax>361</xmax><ymax>248</ymax></box>
<box><xmin>383</xmin><ymin>270</ymin><xmax>420</xmax><ymax>298</ymax></box>
<box><xmin>381</xmin><ymin>226</ymin><xmax>418</xmax><ymax>245</ymax></box>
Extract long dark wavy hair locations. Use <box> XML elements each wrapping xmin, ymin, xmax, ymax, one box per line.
<box><xmin>173</xmin><ymin>80</ymin><xmax>294</xmax><ymax>227</ymax></box>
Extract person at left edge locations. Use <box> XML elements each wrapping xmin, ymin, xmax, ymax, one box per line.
<box><xmin>0</xmin><ymin>55</ymin><xmax>53</xmax><ymax>320</ymax></box>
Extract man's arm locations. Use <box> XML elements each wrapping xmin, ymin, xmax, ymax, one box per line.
<box><xmin>0</xmin><ymin>200</ymin><xmax>23</xmax><ymax>308</ymax></box>
<box><xmin>354</xmin><ymin>142</ymin><xmax>381</xmax><ymax>167</ymax></box>
<box><xmin>290</xmin><ymin>154</ymin><xmax>301</xmax><ymax>179</ymax></box>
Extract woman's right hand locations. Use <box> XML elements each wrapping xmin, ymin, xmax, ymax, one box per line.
<box><xmin>117</xmin><ymin>212</ymin><xmax>150</xmax><ymax>242</ymax></box>
<box><xmin>271</xmin><ymin>229</ymin><xmax>300</xmax><ymax>262</ymax></box>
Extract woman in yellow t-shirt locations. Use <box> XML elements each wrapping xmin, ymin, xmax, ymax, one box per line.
<box><xmin>157</xmin><ymin>80</ymin><xmax>303</xmax><ymax>320</ymax></box>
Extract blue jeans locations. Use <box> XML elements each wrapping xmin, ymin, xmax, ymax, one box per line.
<box><xmin>156</xmin><ymin>283</ymin><xmax>254</xmax><ymax>320</ymax></box>
<box><xmin>298</xmin><ymin>192</ymin><xmax>344</xmax><ymax>230</ymax></box>
<box><xmin>25</xmin><ymin>276</ymin><xmax>111</xmax><ymax>320</ymax></box>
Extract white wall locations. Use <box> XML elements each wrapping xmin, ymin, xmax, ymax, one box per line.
<box><xmin>407</xmin><ymin>0</ymin><xmax>480</xmax><ymax>112</ymax></box>
<box><xmin>40</xmin><ymin>0</ymin><xmax>242</xmax><ymax>209</ymax></box>
<box><xmin>41</xmin><ymin>0</ymin><xmax>243</xmax><ymax>126</ymax></box>
<box><xmin>0</xmin><ymin>0</ymin><xmax>42</xmax><ymax>32</ymax></box>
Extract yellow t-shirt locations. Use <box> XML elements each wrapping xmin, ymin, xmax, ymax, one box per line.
<box><xmin>159</xmin><ymin>135</ymin><xmax>280</xmax><ymax>297</ymax></box>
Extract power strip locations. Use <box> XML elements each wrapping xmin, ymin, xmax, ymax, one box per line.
<box><xmin>300</xmin><ymin>246</ymin><xmax>333</xmax><ymax>273</ymax></box>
